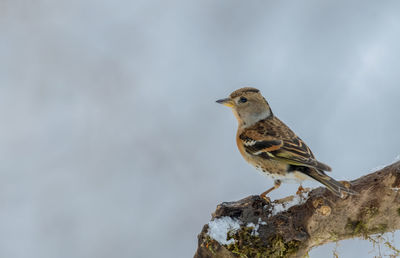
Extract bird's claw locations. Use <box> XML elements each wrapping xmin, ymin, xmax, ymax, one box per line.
<box><xmin>296</xmin><ymin>185</ymin><xmax>305</xmax><ymax>195</ymax></box>
<box><xmin>260</xmin><ymin>195</ymin><xmax>271</xmax><ymax>203</ymax></box>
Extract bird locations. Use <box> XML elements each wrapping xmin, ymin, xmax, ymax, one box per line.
<box><xmin>216</xmin><ymin>87</ymin><xmax>356</xmax><ymax>199</ymax></box>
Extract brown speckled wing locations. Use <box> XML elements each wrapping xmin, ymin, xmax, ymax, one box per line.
<box><xmin>239</xmin><ymin>117</ymin><xmax>332</xmax><ymax>172</ymax></box>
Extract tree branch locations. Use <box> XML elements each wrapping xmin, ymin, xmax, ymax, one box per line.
<box><xmin>194</xmin><ymin>161</ymin><xmax>400</xmax><ymax>257</ymax></box>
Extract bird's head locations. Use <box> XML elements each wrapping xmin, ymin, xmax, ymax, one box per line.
<box><xmin>216</xmin><ymin>87</ymin><xmax>273</xmax><ymax>127</ymax></box>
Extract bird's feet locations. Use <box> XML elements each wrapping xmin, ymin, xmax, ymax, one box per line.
<box><xmin>260</xmin><ymin>180</ymin><xmax>281</xmax><ymax>203</ymax></box>
<box><xmin>296</xmin><ymin>185</ymin><xmax>311</xmax><ymax>200</ymax></box>
<box><xmin>260</xmin><ymin>194</ymin><xmax>271</xmax><ymax>203</ymax></box>
<box><xmin>296</xmin><ymin>185</ymin><xmax>305</xmax><ymax>195</ymax></box>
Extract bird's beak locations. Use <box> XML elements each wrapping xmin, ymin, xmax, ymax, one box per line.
<box><xmin>216</xmin><ymin>98</ymin><xmax>234</xmax><ymax>107</ymax></box>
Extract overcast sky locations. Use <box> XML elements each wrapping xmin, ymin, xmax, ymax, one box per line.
<box><xmin>1</xmin><ymin>1</ymin><xmax>400</xmax><ymax>257</ymax></box>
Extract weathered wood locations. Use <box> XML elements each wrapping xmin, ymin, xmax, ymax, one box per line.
<box><xmin>195</xmin><ymin>161</ymin><xmax>400</xmax><ymax>257</ymax></box>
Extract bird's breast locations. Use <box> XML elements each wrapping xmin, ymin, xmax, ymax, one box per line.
<box><xmin>236</xmin><ymin>134</ymin><xmax>249</xmax><ymax>160</ymax></box>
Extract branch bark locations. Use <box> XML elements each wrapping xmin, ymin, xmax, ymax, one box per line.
<box><xmin>194</xmin><ymin>161</ymin><xmax>400</xmax><ymax>257</ymax></box>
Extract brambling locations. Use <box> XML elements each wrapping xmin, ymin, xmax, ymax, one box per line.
<box><xmin>217</xmin><ymin>87</ymin><xmax>356</xmax><ymax>199</ymax></box>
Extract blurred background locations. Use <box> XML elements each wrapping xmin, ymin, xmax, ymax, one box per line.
<box><xmin>1</xmin><ymin>0</ymin><xmax>400</xmax><ymax>257</ymax></box>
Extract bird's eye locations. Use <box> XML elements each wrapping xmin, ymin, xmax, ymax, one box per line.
<box><xmin>239</xmin><ymin>97</ymin><xmax>247</xmax><ymax>103</ymax></box>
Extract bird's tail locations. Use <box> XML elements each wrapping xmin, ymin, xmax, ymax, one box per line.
<box><xmin>303</xmin><ymin>169</ymin><xmax>357</xmax><ymax>198</ymax></box>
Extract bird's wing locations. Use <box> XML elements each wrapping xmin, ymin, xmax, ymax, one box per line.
<box><xmin>239</xmin><ymin>118</ymin><xmax>332</xmax><ymax>172</ymax></box>
<box><xmin>273</xmin><ymin>137</ymin><xmax>331</xmax><ymax>172</ymax></box>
